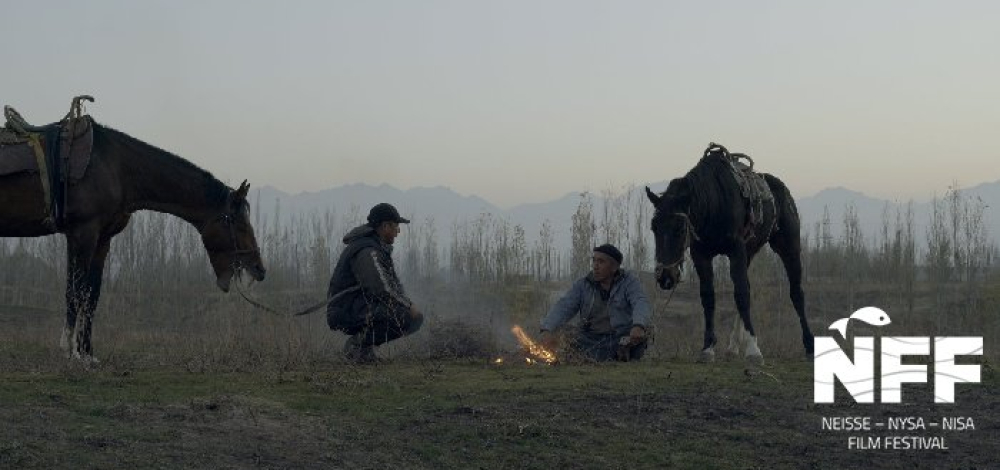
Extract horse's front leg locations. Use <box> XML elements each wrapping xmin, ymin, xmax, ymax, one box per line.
<box><xmin>728</xmin><ymin>246</ymin><xmax>763</xmax><ymax>365</ymax></box>
<box><xmin>691</xmin><ymin>250</ymin><xmax>717</xmax><ymax>363</ymax></box>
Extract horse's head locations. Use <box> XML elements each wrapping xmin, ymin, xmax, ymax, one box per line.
<box><xmin>646</xmin><ymin>178</ymin><xmax>695</xmax><ymax>290</ymax></box>
<box><xmin>200</xmin><ymin>180</ymin><xmax>266</xmax><ymax>292</ymax></box>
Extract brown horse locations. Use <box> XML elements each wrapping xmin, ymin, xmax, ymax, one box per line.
<box><xmin>0</xmin><ymin>120</ymin><xmax>265</xmax><ymax>360</ymax></box>
<box><xmin>646</xmin><ymin>143</ymin><xmax>813</xmax><ymax>364</ymax></box>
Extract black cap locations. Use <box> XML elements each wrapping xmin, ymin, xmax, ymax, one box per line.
<box><xmin>367</xmin><ymin>203</ymin><xmax>410</xmax><ymax>226</ymax></box>
<box><xmin>593</xmin><ymin>244</ymin><xmax>623</xmax><ymax>265</ymax></box>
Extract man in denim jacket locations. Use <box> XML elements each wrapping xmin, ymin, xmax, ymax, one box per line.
<box><xmin>540</xmin><ymin>244</ymin><xmax>652</xmax><ymax>361</ymax></box>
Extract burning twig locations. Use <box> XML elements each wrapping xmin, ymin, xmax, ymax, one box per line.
<box><xmin>510</xmin><ymin>325</ymin><xmax>557</xmax><ymax>365</ymax></box>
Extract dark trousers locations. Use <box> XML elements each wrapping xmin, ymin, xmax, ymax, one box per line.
<box><xmin>342</xmin><ymin>301</ymin><xmax>423</xmax><ymax>347</ymax></box>
<box><xmin>573</xmin><ymin>326</ymin><xmax>648</xmax><ymax>362</ymax></box>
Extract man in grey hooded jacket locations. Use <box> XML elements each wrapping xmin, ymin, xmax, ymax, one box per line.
<box><xmin>540</xmin><ymin>244</ymin><xmax>652</xmax><ymax>361</ymax></box>
<box><xmin>327</xmin><ymin>203</ymin><xmax>424</xmax><ymax>362</ymax></box>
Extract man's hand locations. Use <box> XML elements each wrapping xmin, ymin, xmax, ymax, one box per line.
<box><xmin>539</xmin><ymin>330</ymin><xmax>557</xmax><ymax>350</ymax></box>
<box><xmin>628</xmin><ymin>325</ymin><xmax>646</xmax><ymax>345</ymax></box>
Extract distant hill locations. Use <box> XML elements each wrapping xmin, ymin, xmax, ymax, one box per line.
<box><xmin>797</xmin><ymin>183</ymin><xmax>1000</xmax><ymax>247</ymax></box>
<box><xmin>251</xmin><ymin>183</ymin><xmax>499</xmax><ymax>226</ymax></box>
<box><xmin>249</xmin><ymin>180</ymin><xmax>1000</xmax><ymax>253</ymax></box>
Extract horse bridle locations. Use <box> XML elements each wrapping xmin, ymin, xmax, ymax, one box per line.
<box><xmin>655</xmin><ymin>212</ymin><xmax>700</xmax><ymax>278</ymax></box>
<box><xmin>202</xmin><ymin>211</ymin><xmax>260</xmax><ymax>270</ymax></box>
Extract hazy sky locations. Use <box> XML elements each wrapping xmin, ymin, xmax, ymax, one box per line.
<box><xmin>3</xmin><ymin>1</ymin><xmax>998</xmax><ymax>208</ymax></box>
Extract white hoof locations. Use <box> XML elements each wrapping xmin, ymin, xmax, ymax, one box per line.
<box><xmin>69</xmin><ymin>352</ymin><xmax>99</xmax><ymax>366</ymax></box>
<box><xmin>745</xmin><ymin>335</ymin><xmax>764</xmax><ymax>366</ymax></box>
<box><xmin>697</xmin><ymin>347</ymin><xmax>716</xmax><ymax>363</ymax></box>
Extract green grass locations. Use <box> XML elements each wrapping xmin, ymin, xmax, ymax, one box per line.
<box><xmin>0</xmin><ymin>357</ymin><xmax>996</xmax><ymax>469</ymax></box>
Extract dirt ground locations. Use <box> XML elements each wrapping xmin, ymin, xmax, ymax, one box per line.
<box><xmin>0</xmin><ymin>356</ymin><xmax>996</xmax><ymax>470</ymax></box>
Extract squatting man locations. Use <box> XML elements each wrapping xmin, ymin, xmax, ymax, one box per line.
<box><xmin>326</xmin><ymin>203</ymin><xmax>424</xmax><ymax>362</ymax></box>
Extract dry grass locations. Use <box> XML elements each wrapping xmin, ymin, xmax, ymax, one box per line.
<box><xmin>1</xmin><ymin>272</ymin><xmax>996</xmax><ymax>376</ymax></box>
<box><xmin>0</xmin><ymin>359</ymin><xmax>996</xmax><ymax>469</ymax></box>
<box><xmin>1</xmin><ymin>205</ymin><xmax>998</xmax><ymax>469</ymax></box>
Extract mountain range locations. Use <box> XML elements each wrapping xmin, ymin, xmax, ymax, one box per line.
<box><xmin>248</xmin><ymin>180</ymin><xmax>1000</xmax><ymax>253</ymax></box>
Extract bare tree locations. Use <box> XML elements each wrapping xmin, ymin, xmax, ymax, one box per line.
<box><xmin>570</xmin><ymin>192</ymin><xmax>596</xmax><ymax>277</ymax></box>
<box><xmin>421</xmin><ymin>217</ymin><xmax>440</xmax><ymax>279</ymax></box>
<box><xmin>534</xmin><ymin>220</ymin><xmax>555</xmax><ymax>281</ymax></box>
<box><xmin>899</xmin><ymin>201</ymin><xmax>917</xmax><ymax>314</ymax></box>
<box><xmin>841</xmin><ymin>203</ymin><xmax>866</xmax><ymax>309</ymax></box>
<box><xmin>629</xmin><ymin>186</ymin><xmax>651</xmax><ymax>272</ymax></box>
<box><xmin>926</xmin><ymin>194</ymin><xmax>952</xmax><ymax>291</ymax></box>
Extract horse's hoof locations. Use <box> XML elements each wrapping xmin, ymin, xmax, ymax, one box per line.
<box><xmin>697</xmin><ymin>349</ymin><xmax>716</xmax><ymax>363</ymax></box>
<box><xmin>70</xmin><ymin>352</ymin><xmax>99</xmax><ymax>365</ymax></box>
<box><xmin>746</xmin><ymin>354</ymin><xmax>764</xmax><ymax>366</ymax></box>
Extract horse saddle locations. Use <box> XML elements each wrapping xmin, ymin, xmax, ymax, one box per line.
<box><xmin>730</xmin><ymin>159</ymin><xmax>774</xmax><ymax>207</ymax></box>
<box><xmin>705</xmin><ymin>143</ymin><xmax>776</xmax><ymax>240</ymax></box>
<box><xmin>0</xmin><ymin>97</ymin><xmax>96</xmax><ymax>229</ymax></box>
<box><xmin>0</xmin><ymin>109</ymin><xmax>93</xmax><ymax>180</ymax></box>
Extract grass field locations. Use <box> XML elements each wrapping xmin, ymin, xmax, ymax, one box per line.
<box><xmin>0</xmin><ymin>352</ymin><xmax>995</xmax><ymax>470</ymax></box>
<box><xmin>2</xmin><ymin>226</ymin><xmax>998</xmax><ymax>469</ymax></box>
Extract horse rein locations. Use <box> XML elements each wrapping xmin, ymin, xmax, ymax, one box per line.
<box><xmin>199</xmin><ymin>210</ymin><xmax>285</xmax><ymax>315</ymax></box>
<box><xmin>199</xmin><ymin>208</ymin><xmax>333</xmax><ymax>318</ymax></box>
<box><xmin>650</xmin><ymin>211</ymin><xmax>699</xmax><ymax>327</ymax></box>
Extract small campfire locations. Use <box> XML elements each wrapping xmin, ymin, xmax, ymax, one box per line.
<box><xmin>493</xmin><ymin>325</ymin><xmax>558</xmax><ymax>365</ymax></box>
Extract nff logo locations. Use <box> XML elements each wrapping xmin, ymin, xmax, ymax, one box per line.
<box><xmin>814</xmin><ymin>307</ymin><xmax>983</xmax><ymax>404</ymax></box>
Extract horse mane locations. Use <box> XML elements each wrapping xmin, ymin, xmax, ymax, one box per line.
<box><xmin>655</xmin><ymin>151</ymin><xmax>744</xmax><ymax>239</ymax></box>
<box><xmin>686</xmin><ymin>153</ymin><xmax>741</xmax><ymax>220</ymax></box>
<box><xmin>93</xmin><ymin>122</ymin><xmax>231</xmax><ymax>206</ymax></box>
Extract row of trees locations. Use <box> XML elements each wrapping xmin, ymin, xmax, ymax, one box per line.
<box><xmin>444</xmin><ymin>186</ymin><xmax>655</xmax><ymax>284</ymax></box>
<box><xmin>1</xmin><ymin>183</ymin><xmax>996</xmax><ymax>360</ymax></box>
<box><xmin>0</xmin><ymin>185</ymin><xmax>994</xmax><ymax>309</ymax></box>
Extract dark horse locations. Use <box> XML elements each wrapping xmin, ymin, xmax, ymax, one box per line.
<box><xmin>645</xmin><ymin>143</ymin><xmax>813</xmax><ymax>364</ymax></box>
<box><xmin>0</xmin><ymin>116</ymin><xmax>265</xmax><ymax>360</ymax></box>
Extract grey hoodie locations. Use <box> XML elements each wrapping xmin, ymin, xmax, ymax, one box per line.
<box><xmin>540</xmin><ymin>269</ymin><xmax>652</xmax><ymax>334</ymax></box>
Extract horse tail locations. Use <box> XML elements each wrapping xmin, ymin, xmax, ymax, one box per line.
<box><xmin>762</xmin><ymin>174</ymin><xmax>801</xmax><ymax>238</ymax></box>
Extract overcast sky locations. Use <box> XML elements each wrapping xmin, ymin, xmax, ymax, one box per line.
<box><xmin>3</xmin><ymin>1</ymin><xmax>997</xmax><ymax>208</ymax></box>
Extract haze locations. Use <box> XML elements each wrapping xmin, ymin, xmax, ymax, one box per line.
<box><xmin>3</xmin><ymin>1</ymin><xmax>997</xmax><ymax>207</ymax></box>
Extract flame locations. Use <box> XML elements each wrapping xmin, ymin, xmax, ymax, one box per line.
<box><xmin>511</xmin><ymin>325</ymin><xmax>557</xmax><ymax>364</ymax></box>
<box><xmin>493</xmin><ymin>357</ymin><xmax>504</xmax><ymax>364</ymax></box>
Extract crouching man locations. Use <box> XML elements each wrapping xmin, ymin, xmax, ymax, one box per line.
<box><xmin>540</xmin><ymin>244</ymin><xmax>652</xmax><ymax>361</ymax></box>
<box><xmin>327</xmin><ymin>203</ymin><xmax>424</xmax><ymax>362</ymax></box>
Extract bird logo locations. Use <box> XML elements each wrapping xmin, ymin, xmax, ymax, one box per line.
<box><xmin>828</xmin><ymin>307</ymin><xmax>892</xmax><ymax>338</ymax></box>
